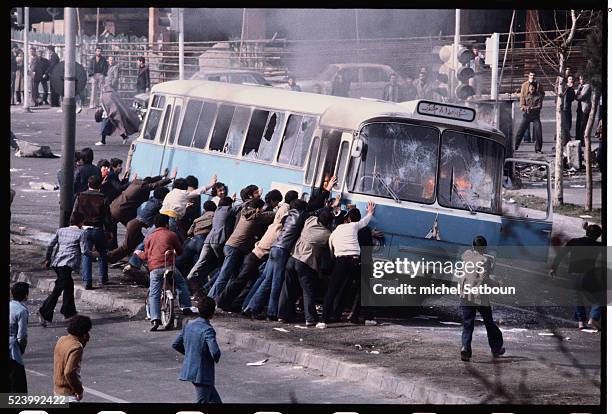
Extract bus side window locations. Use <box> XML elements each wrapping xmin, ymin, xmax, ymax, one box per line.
<box><xmin>243</xmin><ymin>109</ymin><xmax>270</xmax><ymax>157</ymax></box>
<box><xmin>224</xmin><ymin>106</ymin><xmax>252</xmax><ymax>155</ymax></box>
<box><xmin>243</xmin><ymin>111</ymin><xmax>285</xmax><ymax>161</ymax></box>
<box><xmin>334</xmin><ymin>141</ymin><xmax>350</xmax><ymax>190</ymax></box>
<box><xmin>177</xmin><ymin>100</ymin><xmax>203</xmax><ymax>147</ymax></box>
<box><xmin>192</xmin><ymin>102</ymin><xmax>218</xmax><ymax>149</ymax></box>
<box><xmin>142</xmin><ymin>94</ymin><xmax>165</xmax><ymax>140</ymax></box>
<box><xmin>157</xmin><ymin>104</ymin><xmax>172</xmax><ymax>144</ymax></box>
<box><xmin>168</xmin><ymin>104</ymin><xmax>182</xmax><ymax>145</ymax></box>
<box><xmin>304</xmin><ymin>136</ymin><xmax>321</xmax><ymax>185</ymax></box>
<box><xmin>209</xmin><ymin>104</ymin><xmax>235</xmax><ymax>152</ymax></box>
<box><xmin>278</xmin><ymin>115</ymin><xmax>316</xmax><ymax>167</ymax></box>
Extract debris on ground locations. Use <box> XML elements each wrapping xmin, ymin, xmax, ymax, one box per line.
<box><xmin>28</xmin><ymin>182</ymin><xmax>58</xmax><ymax>191</ymax></box>
<box><xmin>273</xmin><ymin>327</ymin><xmax>290</xmax><ymax>333</ymax></box>
<box><xmin>246</xmin><ymin>358</ymin><xmax>269</xmax><ymax>366</ymax></box>
<box><xmin>14</xmin><ymin>140</ymin><xmax>60</xmax><ymax>158</ymax></box>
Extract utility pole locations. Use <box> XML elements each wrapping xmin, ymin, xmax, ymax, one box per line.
<box><xmin>60</xmin><ymin>7</ymin><xmax>77</xmax><ymax>228</ymax></box>
<box><xmin>96</xmin><ymin>8</ymin><xmax>100</xmax><ymax>40</ymax></box>
<box><xmin>23</xmin><ymin>7</ymin><xmax>30</xmax><ymax>112</ymax></box>
<box><xmin>452</xmin><ymin>9</ymin><xmax>461</xmax><ymax>102</ymax></box>
<box><xmin>178</xmin><ymin>8</ymin><xmax>184</xmax><ymax>80</ymax></box>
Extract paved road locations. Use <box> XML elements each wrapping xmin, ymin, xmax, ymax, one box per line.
<box><xmin>22</xmin><ymin>287</ymin><xmax>411</xmax><ymax>404</ymax></box>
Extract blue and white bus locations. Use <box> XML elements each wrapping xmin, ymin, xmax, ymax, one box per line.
<box><xmin>126</xmin><ymin>80</ymin><xmax>552</xmax><ymax>274</ymax></box>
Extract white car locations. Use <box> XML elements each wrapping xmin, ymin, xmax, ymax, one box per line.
<box><xmin>295</xmin><ymin>63</ymin><xmax>403</xmax><ymax>98</ymax></box>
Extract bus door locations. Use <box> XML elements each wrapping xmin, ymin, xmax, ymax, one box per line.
<box><xmin>499</xmin><ymin>158</ymin><xmax>553</xmax><ymax>263</ymax></box>
<box><xmin>305</xmin><ymin>129</ymin><xmax>343</xmax><ymax>199</ymax></box>
<box><xmin>158</xmin><ymin>97</ymin><xmax>184</xmax><ymax>175</ymax></box>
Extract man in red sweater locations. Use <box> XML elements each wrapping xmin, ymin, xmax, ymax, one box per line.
<box><xmin>137</xmin><ymin>214</ymin><xmax>194</xmax><ymax>331</ymax></box>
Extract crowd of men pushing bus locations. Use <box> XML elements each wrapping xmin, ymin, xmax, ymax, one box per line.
<box><xmin>38</xmin><ymin>145</ymin><xmax>387</xmax><ymax>331</ymax></box>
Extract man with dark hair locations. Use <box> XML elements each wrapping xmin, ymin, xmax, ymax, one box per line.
<box><xmin>110</xmin><ymin>168</ymin><xmax>175</xmax><ymax>227</ymax></box>
<box><xmin>560</xmin><ymin>75</ymin><xmax>576</xmax><ymax>144</ymax></box>
<box><xmin>172</xmin><ymin>295</ymin><xmax>222</xmax><ymax>403</ymax></box>
<box><xmin>287</xmin><ymin>74</ymin><xmax>301</xmax><ymax>92</ymax></box>
<box><xmin>217</xmin><ymin>190</ymin><xmax>298</xmax><ymax>311</ymax></box>
<box><xmin>88</xmin><ymin>46</ymin><xmax>108</xmax><ymax>108</ymax></box>
<box><xmin>208</xmin><ymin>197</ymin><xmax>275</xmax><ymax>299</ymax></box>
<box><xmin>72</xmin><ymin>174</ymin><xmax>113</xmax><ymax>289</ymax></box>
<box><xmin>177</xmin><ymin>200</ymin><xmax>217</xmax><ymax>277</ymax></box>
<box><xmin>318</xmin><ymin>202</ymin><xmax>376</xmax><ymax>328</ymax></box>
<box><xmin>551</xmin><ymin>224</ymin><xmax>604</xmax><ymax>330</ymax></box>
<box><xmin>40</xmin><ymin>212</ymin><xmax>88</xmax><ymax>325</ymax></box>
<box><xmin>575</xmin><ymin>75</ymin><xmax>593</xmax><ymax>144</ymax></box>
<box><xmin>46</xmin><ymin>45</ymin><xmax>61</xmax><ymax>106</ymax></box>
<box><xmin>9</xmin><ymin>282</ymin><xmax>30</xmax><ymax>392</ymax></box>
<box><xmin>515</xmin><ymin>81</ymin><xmax>544</xmax><ymax>153</ymax></box>
<box><xmin>136</xmin><ymin>56</ymin><xmax>150</xmax><ymax>93</ymax></box>
<box><xmin>108</xmin><ymin>186</ymin><xmax>170</xmax><ymax>264</ymax></box>
<box><xmin>187</xmin><ymin>196</ymin><xmax>240</xmax><ymax>286</ymax></box>
<box><xmin>54</xmin><ymin>315</ymin><xmax>92</xmax><ymax>401</ymax></box>
<box><xmin>278</xmin><ymin>208</ymin><xmax>333</xmax><ymax>325</ymax></box>
<box><xmin>209</xmin><ymin>182</ymin><xmax>228</xmax><ymax>206</ymax></box>
<box><xmin>136</xmin><ymin>214</ymin><xmax>193</xmax><ymax>331</ymax></box>
<box><xmin>382</xmin><ymin>73</ymin><xmax>406</xmax><ymax>102</ymax></box>
<box><xmin>264</xmin><ymin>189</ymin><xmax>283</xmax><ymax>211</ymax></box>
<box><xmin>243</xmin><ymin>198</ymin><xmax>310</xmax><ymax>320</ymax></box>
<box><xmin>73</xmin><ymin>147</ymin><xmax>100</xmax><ymax>198</ymax></box>
<box><xmin>458</xmin><ymin>235</ymin><xmax>504</xmax><ymax>361</ymax></box>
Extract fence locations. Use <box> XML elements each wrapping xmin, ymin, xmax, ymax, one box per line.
<box><xmin>12</xmin><ymin>26</ymin><xmax>596</xmax><ymax>102</ymax></box>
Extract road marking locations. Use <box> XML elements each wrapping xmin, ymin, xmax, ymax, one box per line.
<box><xmin>25</xmin><ymin>368</ymin><xmax>130</xmax><ymax>403</ymax></box>
<box><xmin>83</xmin><ymin>387</ymin><xmax>129</xmax><ymax>403</ymax></box>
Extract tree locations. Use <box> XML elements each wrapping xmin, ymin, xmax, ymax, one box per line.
<box><xmin>582</xmin><ymin>10</ymin><xmax>602</xmax><ymax>211</ymax></box>
<box><xmin>532</xmin><ymin>10</ymin><xmax>592</xmax><ymax>206</ymax></box>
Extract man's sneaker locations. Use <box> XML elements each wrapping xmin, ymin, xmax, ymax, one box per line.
<box><xmin>315</xmin><ymin>322</ymin><xmax>327</xmax><ymax>329</ymax></box>
<box><xmin>56</xmin><ymin>108</ymin><xmax>63</xmax><ymax>113</ymax></box>
<box><xmin>492</xmin><ymin>347</ymin><xmax>506</xmax><ymax>358</ymax></box>
<box><xmin>95</xmin><ymin>141</ymin><xmax>105</xmax><ymax>146</ymax></box>
<box><xmin>460</xmin><ymin>348</ymin><xmax>471</xmax><ymax>362</ymax></box>
<box><xmin>76</xmin><ymin>106</ymin><xmax>82</xmax><ymax>114</ymax></box>
<box><xmin>150</xmin><ymin>319</ymin><xmax>161</xmax><ymax>331</ymax></box>
<box><xmin>578</xmin><ymin>321</ymin><xmax>587</xmax><ymax>329</ymax></box>
<box><xmin>305</xmin><ymin>321</ymin><xmax>317</xmax><ymax>327</ymax></box>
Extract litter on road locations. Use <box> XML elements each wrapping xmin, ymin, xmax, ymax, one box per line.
<box><xmin>439</xmin><ymin>321</ymin><xmax>462</xmax><ymax>326</ymax></box>
<box><xmin>273</xmin><ymin>327</ymin><xmax>290</xmax><ymax>333</ymax></box>
<box><xmin>246</xmin><ymin>358</ymin><xmax>269</xmax><ymax>366</ymax></box>
<box><xmin>538</xmin><ymin>332</ymin><xmax>555</xmax><ymax>336</ymax></box>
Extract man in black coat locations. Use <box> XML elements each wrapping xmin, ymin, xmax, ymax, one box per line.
<box><xmin>46</xmin><ymin>45</ymin><xmax>61</xmax><ymax>107</ymax></box>
<box><xmin>37</xmin><ymin>50</ymin><xmax>50</xmax><ymax>105</ymax></box>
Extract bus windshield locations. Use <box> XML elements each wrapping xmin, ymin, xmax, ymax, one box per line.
<box><xmin>437</xmin><ymin>130</ymin><xmax>504</xmax><ymax>214</ymax></box>
<box><xmin>348</xmin><ymin>122</ymin><xmax>439</xmax><ymax>204</ymax></box>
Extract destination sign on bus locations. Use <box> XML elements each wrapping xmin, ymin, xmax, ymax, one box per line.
<box><xmin>416</xmin><ymin>101</ymin><xmax>476</xmax><ymax>122</ymax></box>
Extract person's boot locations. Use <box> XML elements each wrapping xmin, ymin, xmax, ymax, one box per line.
<box><xmin>460</xmin><ymin>347</ymin><xmax>471</xmax><ymax>362</ymax></box>
<box><xmin>492</xmin><ymin>347</ymin><xmax>506</xmax><ymax>358</ymax></box>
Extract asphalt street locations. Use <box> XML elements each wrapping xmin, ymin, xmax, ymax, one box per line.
<box><xmin>23</xmin><ymin>287</ymin><xmax>412</xmax><ymax>404</ymax></box>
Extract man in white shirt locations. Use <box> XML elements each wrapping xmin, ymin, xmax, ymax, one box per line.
<box><xmin>318</xmin><ymin>201</ymin><xmax>375</xmax><ymax>328</ymax></box>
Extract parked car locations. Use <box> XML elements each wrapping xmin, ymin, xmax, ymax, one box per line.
<box><xmin>189</xmin><ymin>68</ymin><xmax>272</xmax><ymax>86</ymax></box>
<box><xmin>295</xmin><ymin>63</ymin><xmax>402</xmax><ymax>98</ymax></box>
<box><xmin>131</xmin><ymin>69</ymin><xmax>272</xmax><ymax>120</ymax></box>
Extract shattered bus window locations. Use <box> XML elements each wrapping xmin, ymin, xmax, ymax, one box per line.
<box><xmin>437</xmin><ymin>130</ymin><xmax>504</xmax><ymax>214</ymax></box>
<box><xmin>349</xmin><ymin>122</ymin><xmax>439</xmax><ymax>204</ymax></box>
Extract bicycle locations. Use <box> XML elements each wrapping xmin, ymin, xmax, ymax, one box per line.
<box><xmin>145</xmin><ymin>249</ymin><xmax>181</xmax><ymax>330</ymax></box>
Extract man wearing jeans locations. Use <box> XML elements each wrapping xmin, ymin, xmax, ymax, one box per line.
<box><xmin>243</xmin><ymin>199</ymin><xmax>309</xmax><ymax>320</ymax></box>
<box><xmin>72</xmin><ymin>175</ymin><xmax>113</xmax><ymax>290</ymax></box>
<box><xmin>137</xmin><ymin>214</ymin><xmax>193</xmax><ymax>331</ymax></box>
<box><xmin>458</xmin><ymin>236</ymin><xmax>504</xmax><ymax>362</ymax></box>
<box><xmin>88</xmin><ymin>46</ymin><xmax>108</xmax><ymax>108</ymax></box>
<box><xmin>514</xmin><ymin>81</ymin><xmax>544</xmax><ymax>153</ymax></box>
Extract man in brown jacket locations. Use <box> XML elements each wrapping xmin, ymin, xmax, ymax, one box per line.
<box><xmin>110</xmin><ymin>169</ymin><xmax>175</xmax><ymax>226</ymax></box>
<box><xmin>54</xmin><ymin>315</ymin><xmax>92</xmax><ymax>401</ymax></box>
<box><xmin>514</xmin><ymin>81</ymin><xmax>544</xmax><ymax>153</ymax></box>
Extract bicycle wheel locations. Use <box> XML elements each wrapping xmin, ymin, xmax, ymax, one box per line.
<box><xmin>160</xmin><ymin>289</ymin><xmax>175</xmax><ymax>330</ymax></box>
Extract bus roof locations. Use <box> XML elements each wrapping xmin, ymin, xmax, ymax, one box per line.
<box><xmin>150</xmin><ymin>80</ymin><xmax>504</xmax><ymax>137</ymax></box>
